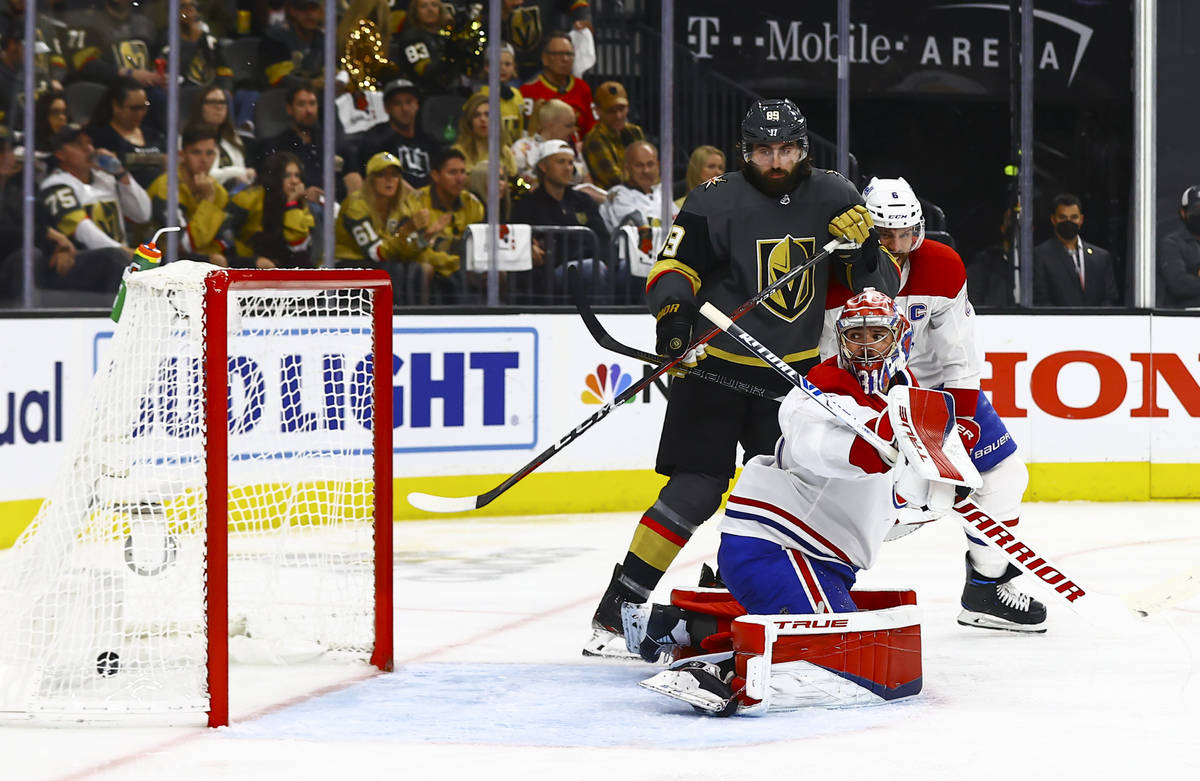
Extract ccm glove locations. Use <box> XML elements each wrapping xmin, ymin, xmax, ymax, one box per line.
<box><xmin>655</xmin><ymin>298</ymin><xmax>698</xmax><ymax>358</ymax></box>
<box><xmin>828</xmin><ymin>204</ymin><xmax>874</xmax><ymax>245</ymax></box>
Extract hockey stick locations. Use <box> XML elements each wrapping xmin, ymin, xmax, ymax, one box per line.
<box><xmin>698</xmin><ymin>301</ymin><xmax>1145</xmax><ymax>622</ymax></box>
<box><xmin>406</xmin><ymin>238</ymin><xmax>855</xmax><ymax>513</ymax></box>
<box><xmin>569</xmin><ymin>271</ymin><xmax>784</xmax><ymax>402</ymax></box>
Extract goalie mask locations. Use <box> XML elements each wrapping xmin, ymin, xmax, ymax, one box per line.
<box><xmin>836</xmin><ymin>288</ymin><xmax>913</xmax><ymax>395</ymax></box>
<box><xmin>863</xmin><ymin>177</ymin><xmax>925</xmax><ymax>254</ymax></box>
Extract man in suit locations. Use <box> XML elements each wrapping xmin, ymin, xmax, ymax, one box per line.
<box><xmin>1032</xmin><ymin>193</ymin><xmax>1119</xmax><ymax>307</ymax></box>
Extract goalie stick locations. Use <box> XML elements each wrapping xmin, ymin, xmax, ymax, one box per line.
<box><xmin>698</xmin><ymin>301</ymin><xmax>1192</xmax><ymax>622</ymax></box>
<box><xmin>406</xmin><ymin>237</ymin><xmax>857</xmax><ymax>513</ymax></box>
<box><xmin>569</xmin><ymin>270</ymin><xmax>784</xmax><ymax>402</ymax></box>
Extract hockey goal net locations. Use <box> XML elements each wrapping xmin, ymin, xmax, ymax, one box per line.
<box><xmin>0</xmin><ymin>262</ymin><xmax>393</xmax><ymax>726</ymax></box>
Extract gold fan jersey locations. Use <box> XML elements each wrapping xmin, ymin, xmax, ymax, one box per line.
<box><xmin>39</xmin><ymin>168</ymin><xmax>151</xmax><ymax>250</ymax></box>
<box><xmin>221</xmin><ymin>186</ymin><xmax>315</xmax><ymax>259</ymax></box>
<box><xmin>147</xmin><ymin>172</ymin><xmax>230</xmax><ymax>256</ymax></box>
<box><xmin>646</xmin><ymin>169</ymin><xmax>901</xmax><ymax>374</ymax></box>
<box><xmin>334</xmin><ymin>190</ymin><xmax>411</xmax><ymax>264</ymax></box>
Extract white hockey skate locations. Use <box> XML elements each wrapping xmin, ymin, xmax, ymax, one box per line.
<box><xmin>639</xmin><ymin>659</ymin><xmax>739</xmax><ymax>716</ymax></box>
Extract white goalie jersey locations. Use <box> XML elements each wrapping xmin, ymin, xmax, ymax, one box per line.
<box><xmin>719</xmin><ymin>358</ymin><xmax>903</xmax><ymax>571</ymax></box>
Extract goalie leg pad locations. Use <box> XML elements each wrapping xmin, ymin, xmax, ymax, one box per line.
<box><xmin>731</xmin><ymin>595</ymin><xmax>922</xmax><ymax>712</ymax></box>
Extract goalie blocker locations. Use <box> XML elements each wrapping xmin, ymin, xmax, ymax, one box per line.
<box><xmin>637</xmin><ymin>588</ymin><xmax>921</xmax><ymax>716</ymax></box>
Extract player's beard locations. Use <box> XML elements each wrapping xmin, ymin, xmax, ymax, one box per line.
<box><xmin>744</xmin><ymin>159</ymin><xmax>809</xmax><ymax>198</ymax></box>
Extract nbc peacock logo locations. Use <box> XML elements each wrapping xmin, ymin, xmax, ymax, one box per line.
<box><xmin>581</xmin><ymin>363</ymin><xmax>634</xmax><ymax>405</ymax></box>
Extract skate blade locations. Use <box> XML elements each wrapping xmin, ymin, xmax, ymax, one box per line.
<box><xmin>581</xmin><ymin>628</ymin><xmax>640</xmax><ymax>659</ymax></box>
<box><xmin>638</xmin><ymin>669</ymin><xmax>730</xmax><ymax>714</ymax></box>
<box><xmin>957</xmin><ymin>609</ymin><xmax>1047</xmax><ymax>634</ymax></box>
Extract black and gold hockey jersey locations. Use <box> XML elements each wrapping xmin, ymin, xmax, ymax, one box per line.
<box><xmin>646</xmin><ymin>169</ymin><xmax>901</xmax><ymax>373</ymax></box>
<box><xmin>220</xmin><ymin>186</ymin><xmax>315</xmax><ymax>262</ymax></box>
<box><xmin>69</xmin><ymin>8</ymin><xmax>158</xmax><ymax>84</ymax></box>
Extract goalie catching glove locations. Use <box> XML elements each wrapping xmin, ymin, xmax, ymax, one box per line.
<box><xmin>655</xmin><ymin>298</ymin><xmax>697</xmax><ymax>358</ymax></box>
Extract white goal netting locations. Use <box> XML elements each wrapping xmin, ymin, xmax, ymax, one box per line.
<box><xmin>0</xmin><ymin>262</ymin><xmax>388</xmax><ymax>723</ymax></box>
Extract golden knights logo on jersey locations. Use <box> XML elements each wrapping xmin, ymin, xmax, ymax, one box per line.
<box><xmin>507</xmin><ymin>7</ymin><xmax>542</xmax><ymax>53</ymax></box>
<box><xmin>757</xmin><ymin>234</ymin><xmax>816</xmax><ymax>322</ymax></box>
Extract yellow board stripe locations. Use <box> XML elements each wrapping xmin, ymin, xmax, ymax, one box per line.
<box><xmin>1</xmin><ymin>463</ymin><xmax>1196</xmax><ymax>550</ymax></box>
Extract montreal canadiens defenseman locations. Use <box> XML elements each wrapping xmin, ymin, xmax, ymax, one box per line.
<box><xmin>822</xmin><ymin>177</ymin><xmax>1046</xmax><ymax>633</ymax></box>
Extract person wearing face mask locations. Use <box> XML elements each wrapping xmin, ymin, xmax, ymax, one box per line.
<box><xmin>1156</xmin><ymin>185</ymin><xmax>1200</xmax><ymax>309</ymax></box>
<box><xmin>1032</xmin><ymin>193</ymin><xmax>1118</xmax><ymax>307</ymax></box>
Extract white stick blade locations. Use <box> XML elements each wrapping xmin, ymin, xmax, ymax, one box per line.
<box><xmin>1122</xmin><ymin>566</ymin><xmax>1200</xmax><ymax>617</ymax></box>
<box><xmin>406</xmin><ymin>492</ymin><xmax>477</xmax><ymax>513</ymax></box>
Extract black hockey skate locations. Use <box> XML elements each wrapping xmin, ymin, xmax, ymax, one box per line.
<box><xmin>958</xmin><ymin>554</ymin><xmax>1048</xmax><ymax>633</ymax></box>
<box><xmin>582</xmin><ymin>564</ymin><xmax>644</xmax><ymax>658</ymax></box>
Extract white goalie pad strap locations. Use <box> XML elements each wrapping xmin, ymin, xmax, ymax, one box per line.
<box><xmin>887</xmin><ymin>386</ymin><xmax>982</xmax><ymax>488</ymax></box>
<box><xmin>735</xmin><ymin>605</ymin><xmax>922</xmax><ymax>637</ymax></box>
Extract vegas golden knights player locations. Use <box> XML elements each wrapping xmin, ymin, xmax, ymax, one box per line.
<box><xmin>584</xmin><ymin>98</ymin><xmax>902</xmax><ymax>657</ymax></box>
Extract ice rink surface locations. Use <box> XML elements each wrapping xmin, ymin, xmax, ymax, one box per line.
<box><xmin>3</xmin><ymin>501</ymin><xmax>1199</xmax><ymax>780</ymax></box>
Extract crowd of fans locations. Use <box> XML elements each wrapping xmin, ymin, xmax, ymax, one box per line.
<box><xmin>0</xmin><ymin>0</ymin><xmax>699</xmax><ymax>306</ymax></box>
<box><xmin>0</xmin><ymin>0</ymin><xmax>1197</xmax><ymax>308</ymax></box>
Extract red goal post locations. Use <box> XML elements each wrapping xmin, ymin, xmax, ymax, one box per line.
<box><xmin>204</xmin><ymin>268</ymin><xmax>394</xmax><ymax>727</ymax></box>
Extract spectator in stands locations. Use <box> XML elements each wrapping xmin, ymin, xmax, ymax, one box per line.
<box><xmin>600</xmin><ymin>140</ymin><xmax>677</xmax><ymax>232</ymax></box>
<box><xmin>0</xmin><ymin>28</ymin><xmax>21</xmax><ymax>126</ymax></box>
<box><xmin>72</xmin><ymin>0</ymin><xmax>164</xmax><ymax>90</ymax></box>
<box><xmin>355</xmin><ymin>78</ymin><xmax>438</xmax><ymax>190</ymax></box>
<box><xmin>259</xmin><ymin>0</ymin><xmax>324</xmax><ymax>89</ymax></box>
<box><xmin>255</xmin><ymin>81</ymin><xmax>360</xmax><ymax>202</ymax></box>
<box><xmin>469</xmin><ymin>45</ymin><xmax>526</xmax><ymax>143</ymax></box>
<box><xmin>1157</xmin><ymin>185</ymin><xmax>1200</xmax><ymax>308</ymax></box>
<box><xmin>582</xmin><ymin>81</ymin><xmax>645</xmax><ymax>191</ymax></box>
<box><xmin>502</xmin><ymin>0</ymin><xmax>593</xmax><ymax>78</ymax></box>
<box><xmin>220</xmin><ymin>150</ymin><xmax>315</xmax><ymax>269</ymax></box>
<box><xmin>335</xmin><ymin>150</ymin><xmax>433</xmax><ymax>302</ymax></box>
<box><xmin>392</xmin><ymin>0</ymin><xmax>460</xmax><ymax>96</ymax></box>
<box><xmin>37</xmin><ymin>123</ymin><xmax>150</xmax><ymax>292</ymax></box>
<box><xmin>147</xmin><ymin>124</ymin><xmax>230</xmax><ymax>267</ymax></box>
<box><xmin>511</xmin><ymin>138</ymin><xmax>610</xmax><ymax>291</ymax></box>
<box><xmin>400</xmin><ymin>146</ymin><xmax>484</xmax><ymax>298</ymax></box>
<box><xmin>512</xmin><ymin>98</ymin><xmax>588</xmax><ymax>185</ymax></box>
<box><xmin>453</xmin><ymin>92</ymin><xmax>517</xmax><ymax>201</ymax></box>
<box><xmin>159</xmin><ymin>1</ymin><xmax>233</xmax><ymax>93</ymax></box>
<box><xmin>1032</xmin><ymin>192</ymin><xmax>1118</xmax><ymax>306</ymax></box>
<box><xmin>33</xmin><ymin>88</ymin><xmax>70</xmax><ymax>177</ymax></box>
<box><xmin>0</xmin><ymin>0</ymin><xmax>67</xmax><ymax>93</ymax></box>
<box><xmin>187</xmin><ymin>86</ymin><xmax>254</xmax><ymax>192</ymax></box>
<box><xmin>85</xmin><ymin>78</ymin><xmax>167</xmax><ymax>189</ymax></box>
<box><xmin>520</xmin><ymin>32</ymin><xmax>595</xmax><ymax>137</ymax></box>
<box><xmin>35</xmin><ymin>88</ymin><xmax>70</xmax><ymax>140</ymax></box>
<box><xmin>965</xmin><ymin>206</ymin><xmax>1018</xmax><ymax>307</ymax></box>
<box><xmin>677</xmin><ymin>144</ymin><xmax>725</xmax><ymax>207</ymax></box>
